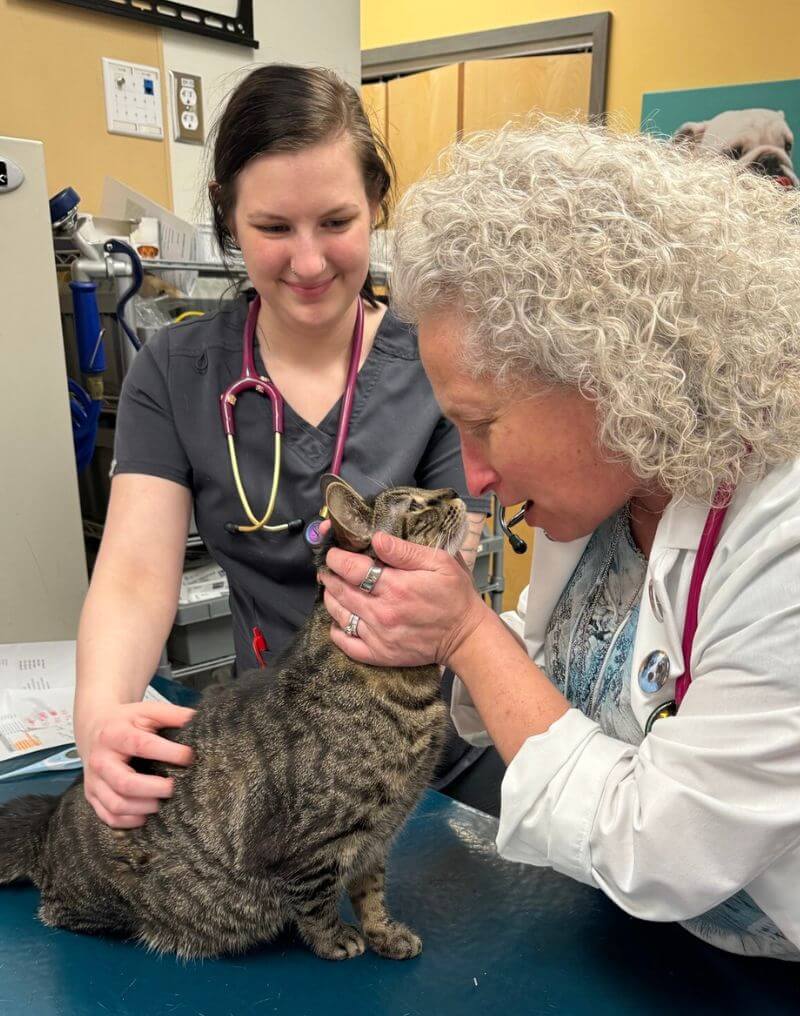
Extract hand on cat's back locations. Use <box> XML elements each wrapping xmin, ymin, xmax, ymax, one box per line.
<box><xmin>320</xmin><ymin>530</ymin><xmax>491</xmax><ymax>668</ymax></box>
<box><xmin>76</xmin><ymin>701</ymin><xmax>196</xmax><ymax>830</ymax></box>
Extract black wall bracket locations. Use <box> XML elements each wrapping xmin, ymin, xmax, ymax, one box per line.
<box><xmin>45</xmin><ymin>0</ymin><xmax>259</xmax><ymax>49</ymax></box>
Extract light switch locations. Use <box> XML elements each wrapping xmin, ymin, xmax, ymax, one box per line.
<box><xmin>102</xmin><ymin>58</ymin><xmax>164</xmax><ymax>140</ymax></box>
<box><xmin>170</xmin><ymin>71</ymin><xmax>204</xmax><ymax>145</ymax></box>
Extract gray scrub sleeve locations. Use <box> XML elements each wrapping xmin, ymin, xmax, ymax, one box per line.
<box><xmin>112</xmin><ymin>337</ymin><xmax>191</xmax><ymax>487</ymax></box>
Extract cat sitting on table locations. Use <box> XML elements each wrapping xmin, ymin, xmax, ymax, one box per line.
<box><xmin>0</xmin><ymin>476</ymin><xmax>467</xmax><ymax>961</ymax></box>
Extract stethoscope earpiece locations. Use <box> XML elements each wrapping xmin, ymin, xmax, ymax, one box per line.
<box><xmin>499</xmin><ymin>503</ymin><xmax>530</xmax><ymax>555</ymax></box>
<box><xmin>506</xmin><ymin>530</ymin><xmax>528</xmax><ymax>555</ymax></box>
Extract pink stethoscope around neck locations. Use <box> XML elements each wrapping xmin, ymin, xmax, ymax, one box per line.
<box><xmin>219</xmin><ymin>294</ymin><xmax>364</xmax><ymax>546</ymax></box>
<box><xmin>501</xmin><ymin>485</ymin><xmax>733</xmax><ymax>724</ymax></box>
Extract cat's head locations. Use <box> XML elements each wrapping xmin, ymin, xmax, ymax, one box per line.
<box><xmin>318</xmin><ymin>475</ymin><xmax>468</xmax><ymax>560</ymax></box>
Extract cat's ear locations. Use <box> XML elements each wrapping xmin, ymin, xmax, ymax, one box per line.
<box><xmin>321</xmin><ymin>474</ymin><xmax>374</xmax><ymax>552</ymax></box>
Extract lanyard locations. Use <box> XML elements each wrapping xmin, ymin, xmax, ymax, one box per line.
<box><xmin>676</xmin><ymin>486</ymin><xmax>733</xmax><ymax>706</ymax></box>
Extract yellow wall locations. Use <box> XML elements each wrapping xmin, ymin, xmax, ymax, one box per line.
<box><xmin>0</xmin><ymin>0</ymin><xmax>171</xmax><ymax>212</ymax></box>
<box><xmin>362</xmin><ymin>1</ymin><xmax>800</xmax><ymax>128</ymax></box>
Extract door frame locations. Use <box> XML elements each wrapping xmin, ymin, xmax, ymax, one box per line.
<box><xmin>362</xmin><ymin>12</ymin><xmax>611</xmax><ymax>120</ymax></box>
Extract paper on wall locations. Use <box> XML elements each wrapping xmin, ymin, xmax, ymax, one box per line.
<box><xmin>0</xmin><ymin>641</ymin><xmax>167</xmax><ymax>763</ymax></box>
<box><xmin>101</xmin><ymin>177</ymin><xmax>198</xmax><ymax>295</ymax></box>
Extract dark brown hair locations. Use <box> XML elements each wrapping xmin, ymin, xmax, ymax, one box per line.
<box><xmin>208</xmin><ymin>64</ymin><xmax>394</xmax><ymax>306</ymax></box>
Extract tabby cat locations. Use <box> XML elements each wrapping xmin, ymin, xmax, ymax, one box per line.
<box><xmin>0</xmin><ymin>477</ymin><xmax>467</xmax><ymax>961</ymax></box>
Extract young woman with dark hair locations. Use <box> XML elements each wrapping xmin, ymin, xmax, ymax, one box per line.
<box><xmin>73</xmin><ymin>64</ymin><xmax>489</xmax><ymax>829</ymax></box>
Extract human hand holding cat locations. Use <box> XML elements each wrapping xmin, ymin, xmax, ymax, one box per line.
<box><xmin>321</xmin><ymin>531</ymin><xmax>493</xmax><ymax>667</ymax></box>
<box><xmin>78</xmin><ymin>701</ymin><xmax>196</xmax><ymax>829</ymax></box>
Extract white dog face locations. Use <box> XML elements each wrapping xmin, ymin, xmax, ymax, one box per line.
<box><xmin>673</xmin><ymin>108</ymin><xmax>797</xmax><ymax>185</ymax></box>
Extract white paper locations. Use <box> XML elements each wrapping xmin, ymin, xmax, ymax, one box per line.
<box><xmin>0</xmin><ymin>641</ymin><xmax>166</xmax><ymax>762</ymax></box>
<box><xmin>101</xmin><ymin>177</ymin><xmax>198</xmax><ymax>295</ymax></box>
<box><xmin>179</xmin><ymin>563</ymin><xmax>229</xmax><ymax>605</ymax></box>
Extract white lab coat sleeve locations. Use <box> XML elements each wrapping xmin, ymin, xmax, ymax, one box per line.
<box><xmin>496</xmin><ymin>519</ymin><xmax>800</xmax><ymax>922</ymax></box>
<box><xmin>449</xmin><ymin>583</ymin><xmax>532</xmax><ymax>747</ymax></box>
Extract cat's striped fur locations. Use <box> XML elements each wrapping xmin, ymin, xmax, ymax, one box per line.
<box><xmin>0</xmin><ymin>480</ymin><xmax>467</xmax><ymax>961</ymax></box>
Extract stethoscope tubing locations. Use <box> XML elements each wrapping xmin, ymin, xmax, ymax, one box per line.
<box><xmin>221</xmin><ymin>294</ymin><xmax>364</xmax><ymax>535</ymax></box>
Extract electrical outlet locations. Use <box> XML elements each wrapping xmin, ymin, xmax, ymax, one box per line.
<box><xmin>102</xmin><ymin>58</ymin><xmax>164</xmax><ymax>140</ymax></box>
<box><xmin>170</xmin><ymin>71</ymin><xmax>204</xmax><ymax>145</ymax></box>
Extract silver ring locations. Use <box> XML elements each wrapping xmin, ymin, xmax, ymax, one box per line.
<box><xmin>343</xmin><ymin>612</ymin><xmax>360</xmax><ymax>638</ymax></box>
<box><xmin>359</xmin><ymin>563</ymin><xmax>383</xmax><ymax>594</ymax></box>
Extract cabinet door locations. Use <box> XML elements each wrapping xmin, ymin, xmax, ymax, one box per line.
<box><xmin>387</xmin><ymin>63</ymin><xmax>461</xmax><ymax>201</ymax></box>
<box><xmin>462</xmin><ymin>51</ymin><xmax>592</xmax><ymax>135</ymax></box>
<box><xmin>362</xmin><ymin>81</ymin><xmax>388</xmax><ymax>147</ymax></box>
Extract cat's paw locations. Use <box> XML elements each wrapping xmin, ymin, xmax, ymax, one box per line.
<box><xmin>366</xmin><ymin>921</ymin><xmax>423</xmax><ymax>960</ymax></box>
<box><xmin>312</xmin><ymin>922</ymin><xmax>366</xmax><ymax>961</ymax></box>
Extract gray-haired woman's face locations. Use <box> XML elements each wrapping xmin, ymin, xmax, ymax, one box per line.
<box><xmin>418</xmin><ymin>312</ymin><xmax>647</xmax><ymax>542</ymax></box>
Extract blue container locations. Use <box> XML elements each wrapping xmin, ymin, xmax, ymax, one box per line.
<box><xmin>69</xmin><ymin>280</ymin><xmax>105</xmax><ymax>374</ymax></box>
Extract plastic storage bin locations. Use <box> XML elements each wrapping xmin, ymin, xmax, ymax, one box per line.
<box><xmin>167</xmin><ymin>595</ymin><xmax>234</xmax><ymax>665</ymax></box>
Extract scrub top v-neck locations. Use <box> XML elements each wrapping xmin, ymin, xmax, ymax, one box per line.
<box><xmin>113</xmin><ymin>294</ymin><xmax>489</xmax><ymax>667</ymax></box>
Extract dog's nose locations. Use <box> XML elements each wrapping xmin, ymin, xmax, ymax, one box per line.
<box><xmin>752</xmin><ymin>152</ymin><xmax>787</xmax><ymax>178</ymax></box>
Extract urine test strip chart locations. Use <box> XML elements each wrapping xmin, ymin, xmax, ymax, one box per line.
<box><xmin>0</xmin><ymin>640</ymin><xmax>165</xmax><ymax>762</ymax></box>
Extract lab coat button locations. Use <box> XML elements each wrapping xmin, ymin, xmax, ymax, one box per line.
<box><xmin>638</xmin><ymin>650</ymin><xmax>670</xmax><ymax>693</ymax></box>
<box><xmin>647</xmin><ymin>579</ymin><xmax>664</xmax><ymax>622</ymax></box>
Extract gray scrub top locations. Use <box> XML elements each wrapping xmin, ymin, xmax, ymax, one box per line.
<box><xmin>113</xmin><ymin>294</ymin><xmax>489</xmax><ymax>668</ymax></box>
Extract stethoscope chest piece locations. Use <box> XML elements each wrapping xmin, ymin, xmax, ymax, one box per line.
<box><xmin>644</xmin><ymin>699</ymin><xmax>677</xmax><ymax>735</ymax></box>
<box><xmin>303</xmin><ymin>505</ymin><xmax>329</xmax><ymax>547</ymax></box>
<box><xmin>304</xmin><ymin>519</ymin><xmax>324</xmax><ymax>546</ymax></box>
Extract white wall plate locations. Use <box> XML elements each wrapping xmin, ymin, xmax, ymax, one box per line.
<box><xmin>102</xmin><ymin>58</ymin><xmax>164</xmax><ymax>140</ymax></box>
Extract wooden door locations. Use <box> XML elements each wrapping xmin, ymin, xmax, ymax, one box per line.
<box><xmin>462</xmin><ymin>52</ymin><xmax>592</xmax><ymax>135</ymax></box>
<box><xmin>386</xmin><ymin>64</ymin><xmax>461</xmax><ymax>201</ymax></box>
<box><xmin>362</xmin><ymin>81</ymin><xmax>388</xmax><ymax>146</ymax></box>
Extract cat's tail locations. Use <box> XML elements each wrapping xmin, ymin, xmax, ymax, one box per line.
<box><xmin>0</xmin><ymin>795</ymin><xmax>59</xmax><ymax>885</ymax></box>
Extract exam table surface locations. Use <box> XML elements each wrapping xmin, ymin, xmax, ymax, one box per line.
<box><xmin>0</xmin><ymin>775</ymin><xmax>797</xmax><ymax>1016</ymax></box>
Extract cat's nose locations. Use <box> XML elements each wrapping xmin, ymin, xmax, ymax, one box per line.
<box><xmin>442</xmin><ymin>488</ymin><xmax>458</xmax><ymax>500</ymax></box>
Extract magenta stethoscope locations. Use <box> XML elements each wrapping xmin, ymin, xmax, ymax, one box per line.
<box><xmin>502</xmin><ymin>486</ymin><xmax>733</xmax><ymax>727</ymax></box>
<box><xmin>220</xmin><ymin>294</ymin><xmax>364</xmax><ymax>546</ymax></box>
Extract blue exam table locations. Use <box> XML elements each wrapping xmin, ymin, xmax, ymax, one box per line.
<box><xmin>0</xmin><ymin>770</ymin><xmax>797</xmax><ymax>1015</ymax></box>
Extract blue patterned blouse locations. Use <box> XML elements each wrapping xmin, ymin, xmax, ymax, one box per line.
<box><xmin>543</xmin><ymin>508</ymin><xmax>799</xmax><ymax>960</ymax></box>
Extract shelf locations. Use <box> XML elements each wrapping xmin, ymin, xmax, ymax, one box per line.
<box><xmin>169</xmin><ymin>653</ymin><xmax>236</xmax><ymax>680</ymax></box>
<box><xmin>54</xmin><ymin>245</ymin><xmax>249</xmax><ymax>279</ymax></box>
<box><xmin>140</xmin><ymin>259</ymin><xmax>249</xmax><ymax>277</ymax></box>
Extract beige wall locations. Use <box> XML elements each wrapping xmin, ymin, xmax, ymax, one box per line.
<box><xmin>0</xmin><ymin>0</ymin><xmax>172</xmax><ymax>213</ymax></box>
<box><xmin>362</xmin><ymin>1</ymin><xmax>800</xmax><ymax>130</ymax></box>
<box><xmin>0</xmin><ymin>0</ymin><xmax>361</xmax><ymax>219</ymax></box>
<box><xmin>164</xmin><ymin>0</ymin><xmax>361</xmax><ymax>221</ymax></box>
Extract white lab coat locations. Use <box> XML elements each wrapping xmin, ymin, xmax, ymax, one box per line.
<box><xmin>451</xmin><ymin>458</ymin><xmax>800</xmax><ymax>948</ymax></box>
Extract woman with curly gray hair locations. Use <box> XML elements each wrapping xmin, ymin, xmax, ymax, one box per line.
<box><xmin>320</xmin><ymin>120</ymin><xmax>800</xmax><ymax>960</ymax></box>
